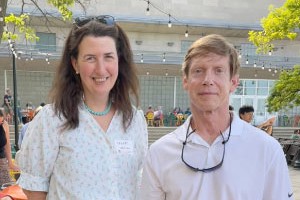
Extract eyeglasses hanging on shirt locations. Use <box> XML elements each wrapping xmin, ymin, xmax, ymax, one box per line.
<box><xmin>181</xmin><ymin>113</ymin><xmax>232</xmax><ymax>172</ymax></box>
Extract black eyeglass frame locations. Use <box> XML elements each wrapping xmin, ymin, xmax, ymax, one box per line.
<box><xmin>74</xmin><ymin>15</ymin><xmax>115</xmax><ymax>27</ymax></box>
<box><xmin>181</xmin><ymin>113</ymin><xmax>232</xmax><ymax>172</ymax></box>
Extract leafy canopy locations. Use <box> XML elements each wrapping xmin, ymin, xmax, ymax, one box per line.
<box><xmin>249</xmin><ymin>0</ymin><xmax>300</xmax><ymax>54</ymax></box>
<box><xmin>2</xmin><ymin>0</ymin><xmax>74</xmax><ymax>42</ymax></box>
<box><xmin>267</xmin><ymin>65</ymin><xmax>300</xmax><ymax>112</ymax></box>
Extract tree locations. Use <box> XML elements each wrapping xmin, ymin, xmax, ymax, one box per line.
<box><xmin>249</xmin><ymin>0</ymin><xmax>300</xmax><ymax>112</ymax></box>
<box><xmin>248</xmin><ymin>0</ymin><xmax>300</xmax><ymax>54</ymax></box>
<box><xmin>267</xmin><ymin>65</ymin><xmax>300</xmax><ymax>112</ymax></box>
<box><xmin>0</xmin><ymin>0</ymin><xmax>85</xmax><ymax>43</ymax></box>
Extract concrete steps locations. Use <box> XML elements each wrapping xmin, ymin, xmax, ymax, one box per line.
<box><xmin>8</xmin><ymin>125</ymin><xmax>299</xmax><ymax>147</ymax></box>
<box><xmin>272</xmin><ymin>127</ymin><xmax>299</xmax><ymax>139</ymax></box>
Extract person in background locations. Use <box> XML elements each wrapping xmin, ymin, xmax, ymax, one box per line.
<box><xmin>3</xmin><ymin>88</ymin><xmax>12</xmax><ymax>106</ymax></box>
<box><xmin>16</xmin><ymin>15</ymin><xmax>148</xmax><ymax>199</ymax></box>
<box><xmin>239</xmin><ymin>105</ymin><xmax>274</xmax><ymax>135</ymax></box>
<box><xmin>290</xmin><ymin>129</ymin><xmax>300</xmax><ymax>139</ymax></box>
<box><xmin>184</xmin><ymin>107</ymin><xmax>191</xmax><ymax>116</ymax></box>
<box><xmin>0</xmin><ymin>193</ymin><xmax>12</xmax><ymax>200</ymax></box>
<box><xmin>1</xmin><ymin>99</ymin><xmax>13</xmax><ymax>125</ymax></box>
<box><xmin>140</xmin><ymin>34</ymin><xmax>293</xmax><ymax>200</ymax></box>
<box><xmin>238</xmin><ymin>105</ymin><xmax>254</xmax><ymax>123</ymax></box>
<box><xmin>0</xmin><ymin>110</ymin><xmax>19</xmax><ymax>187</ymax></box>
<box><xmin>18</xmin><ymin>104</ymin><xmax>45</xmax><ymax>149</ymax></box>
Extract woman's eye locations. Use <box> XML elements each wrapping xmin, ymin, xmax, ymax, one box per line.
<box><xmin>85</xmin><ymin>56</ymin><xmax>95</xmax><ymax>62</ymax></box>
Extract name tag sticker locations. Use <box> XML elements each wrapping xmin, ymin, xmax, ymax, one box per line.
<box><xmin>115</xmin><ymin>140</ymin><xmax>134</xmax><ymax>154</ymax></box>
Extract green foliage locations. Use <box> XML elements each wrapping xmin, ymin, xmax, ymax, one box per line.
<box><xmin>1</xmin><ymin>0</ymin><xmax>74</xmax><ymax>42</ymax></box>
<box><xmin>47</xmin><ymin>0</ymin><xmax>74</xmax><ymax>20</ymax></box>
<box><xmin>2</xmin><ymin>13</ymin><xmax>38</xmax><ymax>41</ymax></box>
<box><xmin>249</xmin><ymin>0</ymin><xmax>300</xmax><ymax>54</ymax></box>
<box><xmin>267</xmin><ymin>65</ymin><xmax>300</xmax><ymax>112</ymax></box>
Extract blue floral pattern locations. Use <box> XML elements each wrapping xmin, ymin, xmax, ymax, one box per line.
<box><xmin>16</xmin><ymin>104</ymin><xmax>148</xmax><ymax>200</ymax></box>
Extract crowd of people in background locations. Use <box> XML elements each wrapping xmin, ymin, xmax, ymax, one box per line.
<box><xmin>144</xmin><ymin>105</ymin><xmax>192</xmax><ymax>127</ymax></box>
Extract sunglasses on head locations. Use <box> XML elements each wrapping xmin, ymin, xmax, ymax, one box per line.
<box><xmin>74</xmin><ymin>15</ymin><xmax>115</xmax><ymax>27</ymax></box>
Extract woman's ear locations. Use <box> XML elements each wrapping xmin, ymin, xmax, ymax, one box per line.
<box><xmin>71</xmin><ymin>57</ymin><xmax>79</xmax><ymax>73</ymax></box>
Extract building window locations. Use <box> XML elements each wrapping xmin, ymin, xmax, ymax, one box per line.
<box><xmin>36</xmin><ymin>32</ymin><xmax>56</xmax><ymax>52</ymax></box>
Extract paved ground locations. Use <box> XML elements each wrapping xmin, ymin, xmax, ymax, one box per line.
<box><xmin>290</xmin><ymin>166</ymin><xmax>300</xmax><ymax>200</ymax></box>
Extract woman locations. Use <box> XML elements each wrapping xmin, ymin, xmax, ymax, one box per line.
<box><xmin>0</xmin><ymin>110</ymin><xmax>19</xmax><ymax>187</ymax></box>
<box><xmin>16</xmin><ymin>15</ymin><xmax>148</xmax><ymax>199</ymax></box>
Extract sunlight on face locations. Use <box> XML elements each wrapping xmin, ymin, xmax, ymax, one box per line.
<box><xmin>71</xmin><ymin>36</ymin><xmax>119</xmax><ymax>101</ymax></box>
<box><xmin>183</xmin><ymin>53</ymin><xmax>239</xmax><ymax>112</ymax></box>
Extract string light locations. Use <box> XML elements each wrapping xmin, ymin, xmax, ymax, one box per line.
<box><xmin>140</xmin><ymin>53</ymin><xmax>144</xmax><ymax>63</ymax></box>
<box><xmin>262</xmin><ymin>62</ymin><xmax>265</xmax><ymax>70</ymax></box>
<box><xmin>268</xmin><ymin>50</ymin><xmax>272</xmax><ymax>56</ymax></box>
<box><xmin>238</xmin><ymin>49</ymin><xmax>242</xmax><ymax>58</ymax></box>
<box><xmin>168</xmin><ymin>14</ymin><xmax>172</xmax><ymax>28</ymax></box>
<box><xmin>45</xmin><ymin>54</ymin><xmax>49</xmax><ymax>62</ymax></box>
<box><xmin>162</xmin><ymin>52</ymin><xmax>166</xmax><ymax>62</ymax></box>
<box><xmin>253</xmin><ymin>61</ymin><xmax>257</xmax><ymax>67</ymax></box>
<box><xmin>185</xmin><ymin>25</ymin><xmax>189</xmax><ymax>37</ymax></box>
<box><xmin>145</xmin><ymin>0</ymin><xmax>150</xmax><ymax>15</ymax></box>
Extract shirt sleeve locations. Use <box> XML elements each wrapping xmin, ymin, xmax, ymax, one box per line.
<box><xmin>262</xmin><ymin>144</ymin><xmax>294</xmax><ymax>200</ymax></box>
<box><xmin>139</xmin><ymin>146</ymin><xmax>166</xmax><ymax>200</ymax></box>
<box><xmin>16</xmin><ymin>105</ymin><xmax>60</xmax><ymax>192</ymax></box>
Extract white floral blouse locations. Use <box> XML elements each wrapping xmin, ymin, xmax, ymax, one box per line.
<box><xmin>16</xmin><ymin>104</ymin><xmax>148</xmax><ymax>200</ymax></box>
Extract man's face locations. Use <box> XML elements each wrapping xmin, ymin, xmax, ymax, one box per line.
<box><xmin>183</xmin><ymin>53</ymin><xmax>239</xmax><ymax>113</ymax></box>
<box><xmin>240</xmin><ymin>112</ymin><xmax>254</xmax><ymax>123</ymax></box>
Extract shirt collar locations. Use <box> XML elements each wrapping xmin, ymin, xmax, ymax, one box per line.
<box><xmin>175</xmin><ymin>112</ymin><xmax>243</xmax><ymax>142</ymax></box>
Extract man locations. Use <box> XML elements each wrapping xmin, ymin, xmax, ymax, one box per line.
<box><xmin>239</xmin><ymin>105</ymin><xmax>274</xmax><ymax>135</ymax></box>
<box><xmin>238</xmin><ymin>105</ymin><xmax>254</xmax><ymax>123</ymax></box>
<box><xmin>140</xmin><ymin>34</ymin><xmax>293</xmax><ymax>200</ymax></box>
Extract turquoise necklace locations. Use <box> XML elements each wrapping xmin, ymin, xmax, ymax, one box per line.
<box><xmin>84</xmin><ymin>100</ymin><xmax>112</xmax><ymax>116</ymax></box>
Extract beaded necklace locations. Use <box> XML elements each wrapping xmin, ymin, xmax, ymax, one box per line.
<box><xmin>84</xmin><ymin>100</ymin><xmax>112</xmax><ymax>116</ymax></box>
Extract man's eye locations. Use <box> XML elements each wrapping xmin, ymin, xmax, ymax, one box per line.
<box><xmin>216</xmin><ymin>68</ymin><xmax>224</xmax><ymax>74</ymax></box>
<box><xmin>194</xmin><ymin>69</ymin><xmax>202</xmax><ymax>73</ymax></box>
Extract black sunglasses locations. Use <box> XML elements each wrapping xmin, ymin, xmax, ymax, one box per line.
<box><xmin>181</xmin><ymin>113</ymin><xmax>232</xmax><ymax>172</ymax></box>
<box><xmin>74</xmin><ymin>15</ymin><xmax>115</xmax><ymax>27</ymax></box>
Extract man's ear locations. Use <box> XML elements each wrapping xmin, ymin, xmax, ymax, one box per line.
<box><xmin>182</xmin><ymin>75</ymin><xmax>188</xmax><ymax>91</ymax></box>
<box><xmin>230</xmin><ymin>74</ymin><xmax>239</xmax><ymax>93</ymax></box>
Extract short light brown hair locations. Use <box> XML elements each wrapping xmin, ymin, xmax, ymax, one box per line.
<box><xmin>182</xmin><ymin>34</ymin><xmax>240</xmax><ymax>78</ymax></box>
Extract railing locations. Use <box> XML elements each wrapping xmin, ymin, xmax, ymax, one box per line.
<box><xmin>0</xmin><ymin>43</ymin><xmax>299</xmax><ymax>69</ymax></box>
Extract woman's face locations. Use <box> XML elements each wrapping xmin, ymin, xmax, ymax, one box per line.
<box><xmin>72</xmin><ymin>36</ymin><xmax>119</xmax><ymax>101</ymax></box>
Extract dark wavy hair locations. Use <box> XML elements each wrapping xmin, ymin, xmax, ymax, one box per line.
<box><xmin>50</xmin><ymin>19</ymin><xmax>139</xmax><ymax>130</ymax></box>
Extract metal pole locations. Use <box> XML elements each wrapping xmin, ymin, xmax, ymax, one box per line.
<box><xmin>12</xmin><ymin>53</ymin><xmax>19</xmax><ymax>151</ymax></box>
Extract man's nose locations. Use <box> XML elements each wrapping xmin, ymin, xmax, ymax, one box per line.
<box><xmin>202</xmin><ymin>71</ymin><xmax>214</xmax><ymax>85</ymax></box>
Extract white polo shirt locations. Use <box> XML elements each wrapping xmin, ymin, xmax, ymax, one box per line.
<box><xmin>140</xmin><ymin>114</ymin><xmax>294</xmax><ymax>200</ymax></box>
